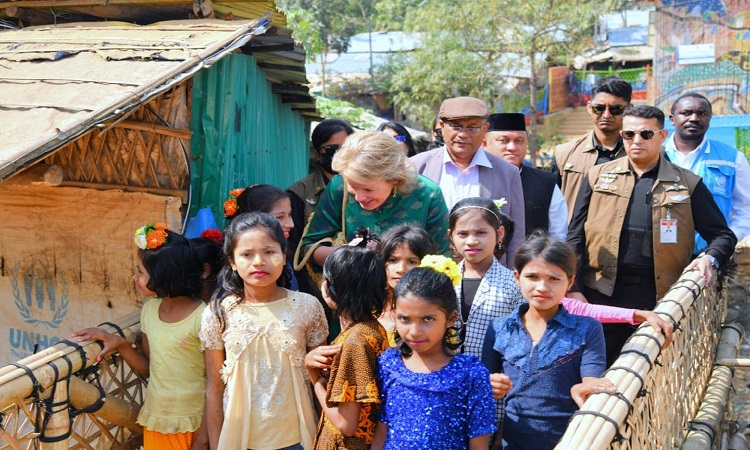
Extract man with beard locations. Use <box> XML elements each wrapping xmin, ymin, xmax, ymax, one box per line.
<box><xmin>483</xmin><ymin>112</ymin><xmax>568</xmax><ymax>240</ymax></box>
<box><xmin>553</xmin><ymin>77</ymin><xmax>632</xmax><ymax>220</ymax></box>
<box><xmin>664</xmin><ymin>93</ymin><xmax>750</xmax><ymax>248</ymax></box>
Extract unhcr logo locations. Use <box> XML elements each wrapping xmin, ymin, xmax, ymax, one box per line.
<box><xmin>11</xmin><ymin>259</ymin><xmax>69</xmax><ymax>329</ymax></box>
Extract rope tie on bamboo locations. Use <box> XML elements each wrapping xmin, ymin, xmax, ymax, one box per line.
<box><xmin>667</xmin><ymin>278</ymin><xmax>701</xmax><ymax>300</ymax></box>
<box><xmin>58</xmin><ymin>339</ymin><xmax>93</xmax><ymax>371</ymax></box>
<box><xmin>10</xmin><ymin>362</ymin><xmax>45</xmax><ymax>434</ymax></box>
<box><xmin>655</xmin><ymin>311</ymin><xmax>681</xmax><ymax>331</ymax></box>
<box><xmin>604</xmin><ymin>365</ymin><xmax>649</xmax><ymax>398</ymax></box>
<box><xmin>98</xmin><ymin>321</ymin><xmax>126</xmax><ymax>339</ymax></box>
<box><xmin>628</xmin><ymin>332</ymin><xmax>664</xmax><ymax>354</ymax></box>
<box><xmin>686</xmin><ymin>419</ymin><xmax>717</xmax><ymax>442</ymax></box>
<box><xmin>657</xmin><ymin>298</ymin><xmax>687</xmax><ymax>320</ymax></box>
<box><xmin>590</xmin><ymin>390</ymin><xmax>633</xmax><ymax>414</ymax></box>
<box><xmin>58</xmin><ymin>339</ymin><xmax>107</xmax><ymax>415</ymax></box>
<box><xmin>570</xmin><ymin>410</ymin><xmax>625</xmax><ymax>442</ymax></box>
<box><xmin>38</xmin><ymin>358</ymin><xmax>73</xmax><ymax>442</ymax></box>
<box><xmin>618</xmin><ymin>348</ymin><xmax>656</xmax><ymax>369</ymax></box>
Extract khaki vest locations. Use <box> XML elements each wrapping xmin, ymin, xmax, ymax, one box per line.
<box><xmin>287</xmin><ymin>170</ymin><xmax>329</xmax><ymax>222</ymax></box>
<box><xmin>581</xmin><ymin>155</ymin><xmax>700</xmax><ymax>299</ymax></box>
<box><xmin>555</xmin><ymin>131</ymin><xmax>626</xmax><ymax>221</ymax></box>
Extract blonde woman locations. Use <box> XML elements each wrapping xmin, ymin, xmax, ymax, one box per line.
<box><xmin>296</xmin><ymin>130</ymin><xmax>450</xmax><ymax>272</ymax></box>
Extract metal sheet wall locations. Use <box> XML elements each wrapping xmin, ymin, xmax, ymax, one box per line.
<box><xmin>653</xmin><ymin>1</ymin><xmax>750</xmax><ymax>115</ymax></box>
<box><xmin>189</xmin><ymin>52</ymin><xmax>311</xmax><ymax>224</ymax></box>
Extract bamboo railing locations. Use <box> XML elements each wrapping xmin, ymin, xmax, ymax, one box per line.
<box><xmin>0</xmin><ymin>267</ymin><xmax>740</xmax><ymax>448</ymax></box>
<box><xmin>557</xmin><ymin>268</ymin><xmax>739</xmax><ymax>449</ymax></box>
<box><xmin>0</xmin><ymin>312</ymin><xmax>144</xmax><ymax>449</ymax></box>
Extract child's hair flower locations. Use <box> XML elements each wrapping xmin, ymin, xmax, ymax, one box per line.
<box><xmin>134</xmin><ymin>223</ymin><xmax>169</xmax><ymax>250</ymax></box>
<box><xmin>493</xmin><ymin>198</ymin><xmax>507</xmax><ymax>210</ymax></box>
<box><xmin>420</xmin><ymin>254</ymin><xmax>462</xmax><ymax>286</ymax></box>
<box><xmin>224</xmin><ymin>187</ymin><xmax>245</xmax><ymax>218</ymax></box>
<box><xmin>200</xmin><ymin>229</ymin><xmax>224</xmax><ymax>244</ymax></box>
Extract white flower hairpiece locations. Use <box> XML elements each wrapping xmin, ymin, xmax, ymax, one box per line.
<box><xmin>493</xmin><ymin>198</ymin><xmax>507</xmax><ymax>210</ymax></box>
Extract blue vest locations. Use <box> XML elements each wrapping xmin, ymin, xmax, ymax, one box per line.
<box><xmin>665</xmin><ymin>138</ymin><xmax>737</xmax><ymax>252</ymax></box>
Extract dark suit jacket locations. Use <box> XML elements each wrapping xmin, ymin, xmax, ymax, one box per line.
<box><xmin>410</xmin><ymin>146</ymin><xmax>525</xmax><ymax>265</ymax></box>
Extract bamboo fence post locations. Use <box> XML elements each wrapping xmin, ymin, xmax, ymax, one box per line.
<box><xmin>38</xmin><ymin>379</ymin><xmax>70</xmax><ymax>450</ymax></box>
<box><xmin>680</xmin><ymin>324</ymin><xmax>744</xmax><ymax>449</ymax></box>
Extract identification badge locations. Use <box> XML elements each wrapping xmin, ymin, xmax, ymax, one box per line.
<box><xmin>660</xmin><ymin>219</ymin><xmax>678</xmax><ymax>243</ymax></box>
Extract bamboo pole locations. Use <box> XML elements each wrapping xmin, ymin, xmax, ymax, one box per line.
<box><xmin>69</xmin><ymin>377</ymin><xmax>142</xmax><ymax>433</ymax></box>
<box><xmin>557</xmin><ymin>270</ymin><xmax>707</xmax><ymax>449</ymax></box>
<box><xmin>0</xmin><ymin>312</ymin><xmax>140</xmax><ymax>406</ymax></box>
<box><xmin>38</xmin><ymin>379</ymin><xmax>70</xmax><ymax>449</ymax></box>
<box><xmin>680</xmin><ymin>324</ymin><xmax>743</xmax><ymax>449</ymax></box>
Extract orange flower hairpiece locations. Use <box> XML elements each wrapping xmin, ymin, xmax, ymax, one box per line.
<box><xmin>224</xmin><ymin>187</ymin><xmax>246</xmax><ymax>218</ymax></box>
<box><xmin>134</xmin><ymin>222</ymin><xmax>169</xmax><ymax>250</ymax></box>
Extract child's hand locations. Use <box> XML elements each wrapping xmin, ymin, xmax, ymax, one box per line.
<box><xmin>71</xmin><ymin>327</ymin><xmax>127</xmax><ymax>362</ymax></box>
<box><xmin>570</xmin><ymin>376</ymin><xmax>617</xmax><ymax>408</ymax></box>
<box><xmin>489</xmin><ymin>373</ymin><xmax>512</xmax><ymax>399</ymax></box>
<box><xmin>634</xmin><ymin>310</ymin><xmax>674</xmax><ymax>349</ymax></box>
<box><xmin>305</xmin><ymin>345</ymin><xmax>341</xmax><ymax>370</ymax></box>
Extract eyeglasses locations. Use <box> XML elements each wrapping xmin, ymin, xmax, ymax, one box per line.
<box><xmin>445</xmin><ymin>123</ymin><xmax>484</xmax><ymax>135</ymax></box>
<box><xmin>394</xmin><ymin>135</ymin><xmax>406</xmax><ymax>143</ymax></box>
<box><xmin>320</xmin><ymin>144</ymin><xmax>341</xmax><ymax>154</ymax></box>
<box><xmin>621</xmin><ymin>129</ymin><xmax>664</xmax><ymax>141</ymax></box>
<box><xmin>591</xmin><ymin>104</ymin><xmax>627</xmax><ymax>116</ymax></box>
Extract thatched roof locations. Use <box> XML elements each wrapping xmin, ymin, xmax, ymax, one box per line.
<box><xmin>0</xmin><ymin>1</ymin><xmax>316</xmax><ymax>182</ymax></box>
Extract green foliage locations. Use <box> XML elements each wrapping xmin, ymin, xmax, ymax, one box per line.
<box><xmin>282</xmin><ymin>7</ymin><xmax>322</xmax><ymax>59</ymax></box>
<box><xmin>372</xmin><ymin>0</ymin><xmax>426</xmax><ymax>31</ymax></box>
<box><xmin>315</xmin><ymin>97</ymin><xmax>377</xmax><ymax>129</ymax></box>
<box><xmin>374</xmin><ymin>0</ymin><xmax>621</xmax><ymax>147</ymax></box>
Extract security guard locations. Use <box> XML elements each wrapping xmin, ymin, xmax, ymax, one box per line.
<box><xmin>567</xmin><ymin>105</ymin><xmax>736</xmax><ymax>365</ymax></box>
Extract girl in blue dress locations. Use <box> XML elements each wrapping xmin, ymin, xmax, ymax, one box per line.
<box><xmin>481</xmin><ymin>233</ymin><xmax>616</xmax><ymax>450</ymax></box>
<box><xmin>372</xmin><ymin>261</ymin><xmax>496</xmax><ymax>450</ymax></box>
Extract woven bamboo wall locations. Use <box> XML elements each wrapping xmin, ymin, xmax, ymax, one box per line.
<box><xmin>46</xmin><ymin>83</ymin><xmax>192</xmax><ymax>197</ymax></box>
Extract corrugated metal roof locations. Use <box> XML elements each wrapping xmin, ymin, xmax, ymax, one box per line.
<box><xmin>0</xmin><ymin>18</ymin><xmax>269</xmax><ymax>182</ymax></box>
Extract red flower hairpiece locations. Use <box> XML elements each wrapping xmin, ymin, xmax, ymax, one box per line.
<box><xmin>200</xmin><ymin>229</ymin><xmax>224</xmax><ymax>244</ymax></box>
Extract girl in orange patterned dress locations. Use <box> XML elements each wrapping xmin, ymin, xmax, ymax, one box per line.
<box><xmin>305</xmin><ymin>246</ymin><xmax>389</xmax><ymax>450</ymax></box>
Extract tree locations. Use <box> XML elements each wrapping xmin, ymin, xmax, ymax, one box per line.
<box><xmin>278</xmin><ymin>0</ymin><xmax>376</xmax><ymax>96</ymax></box>
<box><xmin>379</xmin><ymin>0</ymin><xmax>622</xmax><ymax>156</ymax></box>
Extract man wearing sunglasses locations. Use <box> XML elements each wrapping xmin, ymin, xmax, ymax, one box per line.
<box><xmin>567</xmin><ymin>105</ymin><xmax>736</xmax><ymax>365</ymax></box>
<box><xmin>410</xmin><ymin>96</ymin><xmax>525</xmax><ymax>266</ymax></box>
<box><xmin>553</xmin><ymin>77</ymin><xmax>633</xmax><ymax>221</ymax></box>
<box><xmin>664</xmin><ymin>93</ymin><xmax>750</xmax><ymax>250</ymax></box>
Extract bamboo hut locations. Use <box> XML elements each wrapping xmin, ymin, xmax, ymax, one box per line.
<box><xmin>0</xmin><ymin>0</ymin><xmax>317</xmax><ymax>364</ymax></box>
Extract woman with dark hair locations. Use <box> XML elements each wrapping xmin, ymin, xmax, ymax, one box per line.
<box><xmin>288</xmin><ymin>119</ymin><xmax>356</xmax><ymax>231</ymax></box>
<box><xmin>224</xmin><ymin>184</ymin><xmax>297</xmax><ymax>290</ymax></box>
<box><xmin>376</xmin><ymin>121</ymin><xmax>416</xmax><ymax>157</ymax></box>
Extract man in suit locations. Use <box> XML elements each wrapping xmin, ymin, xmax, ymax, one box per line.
<box><xmin>483</xmin><ymin>113</ymin><xmax>568</xmax><ymax>240</ymax></box>
<box><xmin>410</xmin><ymin>96</ymin><xmax>525</xmax><ymax>264</ymax></box>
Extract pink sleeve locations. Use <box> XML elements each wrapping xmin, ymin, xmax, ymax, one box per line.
<box><xmin>561</xmin><ymin>297</ymin><xmax>638</xmax><ymax>325</ymax></box>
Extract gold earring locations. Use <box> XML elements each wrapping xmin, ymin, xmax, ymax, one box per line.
<box><xmin>392</xmin><ymin>185</ymin><xmax>398</xmax><ymax>198</ymax></box>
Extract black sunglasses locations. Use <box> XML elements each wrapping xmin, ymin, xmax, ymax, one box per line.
<box><xmin>320</xmin><ymin>144</ymin><xmax>341</xmax><ymax>153</ymax></box>
<box><xmin>591</xmin><ymin>104</ymin><xmax>627</xmax><ymax>115</ymax></box>
<box><xmin>621</xmin><ymin>129</ymin><xmax>664</xmax><ymax>141</ymax></box>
